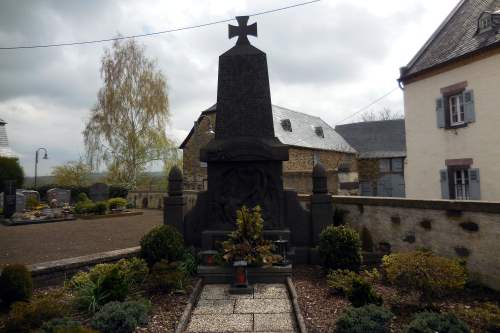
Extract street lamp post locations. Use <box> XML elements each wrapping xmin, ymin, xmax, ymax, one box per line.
<box><xmin>34</xmin><ymin>147</ymin><xmax>48</xmax><ymax>189</ymax></box>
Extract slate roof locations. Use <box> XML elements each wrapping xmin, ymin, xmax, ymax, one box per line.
<box><xmin>400</xmin><ymin>0</ymin><xmax>500</xmax><ymax>81</ymax></box>
<box><xmin>0</xmin><ymin>119</ymin><xmax>16</xmax><ymax>158</ymax></box>
<box><xmin>335</xmin><ymin>119</ymin><xmax>406</xmax><ymax>159</ymax></box>
<box><xmin>180</xmin><ymin>104</ymin><xmax>356</xmax><ymax>153</ymax></box>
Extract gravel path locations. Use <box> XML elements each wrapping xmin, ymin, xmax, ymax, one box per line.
<box><xmin>0</xmin><ymin>209</ymin><xmax>162</xmax><ymax>266</ymax></box>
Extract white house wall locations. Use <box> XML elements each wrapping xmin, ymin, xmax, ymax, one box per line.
<box><xmin>404</xmin><ymin>53</ymin><xmax>500</xmax><ymax>201</ymax></box>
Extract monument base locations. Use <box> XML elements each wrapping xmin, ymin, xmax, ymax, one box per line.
<box><xmin>198</xmin><ymin>264</ymin><xmax>292</xmax><ymax>284</ymax></box>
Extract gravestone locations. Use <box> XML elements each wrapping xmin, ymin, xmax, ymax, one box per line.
<box><xmin>3</xmin><ymin>180</ymin><xmax>16</xmax><ymax>218</ymax></box>
<box><xmin>89</xmin><ymin>183</ymin><xmax>109</xmax><ymax>202</ymax></box>
<box><xmin>15</xmin><ymin>191</ymin><xmax>25</xmax><ymax>212</ymax></box>
<box><xmin>47</xmin><ymin>188</ymin><xmax>71</xmax><ymax>206</ymax></box>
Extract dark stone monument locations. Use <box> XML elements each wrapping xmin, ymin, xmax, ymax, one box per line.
<box><xmin>89</xmin><ymin>183</ymin><xmax>109</xmax><ymax>202</ymax></box>
<box><xmin>3</xmin><ymin>180</ymin><xmax>16</xmax><ymax>218</ymax></box>
<box><xmin>192</xmin><ymin>16</ymin><xmax>290</xmax><ymax>249</ymax></box>
<box><xmin>164</xmin><ymin>166</ymin><xmax>186</xmax><ymax>232</ymax></box>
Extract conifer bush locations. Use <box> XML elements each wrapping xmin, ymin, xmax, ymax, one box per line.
<box><xmin>327</xmin><ymin>269</ymin><xmax>359</xmax><ymax>296</ymax></box>
<box><xmin>335</xmin><ymin>305</ymin><xmax>393</xmax><ymax>333</ymax></box>
<box><xmin>91</xmin><ymin>300</ymin><xmax>150</xmax><ymax>333</ymax></box>
<box><xmin>140</xmin><ymin>225</ymin><xmax>185</xmax><ymax>266</ymax></box>
<box><xmin>318</xmin><ymin>225</ymin><xmax>362</xmax><ymax>271</ymax></box>
<box><xmin>403</xmin><ymin>312</ymin><xmax>470</xmax><ymax>333</ymax></box>
<box><xmin>347</xmin><ymin>277</ymin><xmax>383</xmax><ymax>308</ymax></box>
<box><xmin>0</xmin><ymin>264</ymin><xmax>33</xmax><ymax>306</ymax></box>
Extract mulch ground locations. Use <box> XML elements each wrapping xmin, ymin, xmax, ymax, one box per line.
<box><xmin>0</xmin><ymin>209</ymin><xmax>162</xmax><ymax>266</ymax></box>
<box><xmin>293</xmin><ymin>265</ymin><xmax>500</xmax><ymax>333</ymax></box>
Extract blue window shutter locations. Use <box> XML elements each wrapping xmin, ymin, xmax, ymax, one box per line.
<box><xmin>440</xmin><ymin>170</ymin><xmax>450</xmax><ymax>199</ymax></box>
<box><xmin>359</xmin><ymin>182</ymin><xmax>372</xmax><ymax>196</ymax></box>
<box><xmin>436</xmin><ymin>97</ymin><xmax>445</xmax><ymax>128</ymax></box>
<box><xmin>463</xmin><ymin>90</ymin><xmax>475</xmax><ymax>123</ymax></box>
<box><xmin>469</xmin><ymin>168</ymin><xmax>481</xmax><ymax>200</ymax></box>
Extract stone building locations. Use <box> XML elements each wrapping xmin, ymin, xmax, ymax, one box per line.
<box><xmin>0</xmin><ymin>118</ymin><xmax>16</xmax><ymax>158</ymax></box>
<box><xmin>336</xmin><ymin>119</ymin><xmax>406</xmax><ymax>197</ymax></box>
<box><xmin>180</xmin><ymin>104</ymin><xmax>357</xmax><ymax>194</ymax></box>
<box><xmin>399</xmin><ymin>0</ymin><xmax>500</xmax><ymax>200</ymax></box>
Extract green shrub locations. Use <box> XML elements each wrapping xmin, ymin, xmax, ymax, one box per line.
<box><xmin>0</xmin><ymin>207</ymin><xmax>4</xmax><ymax>215</ymax></box>
<box><xmin>140</xmin><ymin>225</ymin><xmax>185</xmax><ymax>266</ymax></box>
<box><xmin>108</xmin><ymin>197</ymin><xmax>128</xmax><ymax>210</ymax></box>
<box><xmin>454</xmin><ymin>302</ymin><xmax>500</xmax><ymax>332</ymax></box>
<box><xmin>91</xmin><ymin>300</ymin><xmax>150</xmax><ymax>333</ymax></box>
<box><xmin>74</xmin><ymin>200</ymin><xmax>96</xmax><ymax>215</ymax></box>
<box><xmin>77</xmin><ymin>192</ymin><xmax>89</xmax><ymax>202</ymax></box>
<box><xmin>404</xmin><ymin>312</ymin><xmax>470</xmax><ymax>333</ymax></box>
<box><xmin>73</xmin><ymin>265</ymin><xmax>129</xmax><ymax>313</ymax></box>
<box><xmin>0</xmin><ymin>264</ymin><xmax>33</xmax><ymax>306</ymax></box>
<box><xmin>94</xmin><ymin>201</ymin><xmax>108</xmax><ymax>215</ymax></box>
<box><xmin>116</xmin><ymin>257</ymin><xmax>149</xmax><ymax>287</ymax></box>
<box><xmin>26</xmin><ymin>196</ymin><xmax>39</xmax><ymax>210</ymax></box>
<box><xmin>3</xmin><ymin>295</ymin><xmax>67</xmax><ymax>333</ymax></box>
<box><xmin>40</xmin><ymin>317</ymin><xmax>83</xmax><ymax>333</ymax></box>
<box><xmin>335</xmin><ymin>305</ymin><xmax>393</xmax><ymax>333</ymax></box>
<box><xmin>318</xmin><ymin>225</ymin><xmax>362</xmax><ymax>272</ymax></box>
<box><xmin>109</xmin><ymin>185</ymin><xmax>129</xmax><ymax>199</ymax></box>
<box><xmin>382</xmin><ymin>250</ymin><xmax>467</xmax><ymax>302</ymax></box>
<box><xmin>327</xmin><ymin>270</ymin><xmax>359</xmax><ymax>296</ymax></box>
<box><xmin>148</xmin><ymin>260</ymin><xmax>188</xmax><ymax>292</ymax></box>
<box><xmin>348</xmin><ymin>277</ymin><xmax>383</xmax><ymax>308</ymax></box>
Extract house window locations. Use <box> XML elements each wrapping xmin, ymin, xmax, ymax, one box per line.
<box><xmin>453</xmin><ymin>169</ymin><xmax>470</xmax><ymax>200</ymax></box>
<box><xmin>313</xmin><ymin>151</ymin><xmax>321</xmax><ymax>165</ymax></box>
<box><xmin>281</xmin><ymin>119</ymin><xmax>292</xmax><ymax>132</ymax></box>
<box><xmin>479</xmin><ymin>15</ymin><xmax>492</xmax><ymax>32</ymax></box>
<box><xmin>314</xmin><ymin>126</ymin><xmax>324</xmax><ymax>138</ymax></box>
<box><xmin>449</xmin><ymin>94</ymin><xmax>465</xmax><ymax>126</ymax></box>
<box><xmin>379</xmin><ymin>159</ymin><xmax>391</xmax><ymax>173</ymax></box>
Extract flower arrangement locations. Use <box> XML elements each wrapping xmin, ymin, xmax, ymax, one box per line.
<box><xmin>222</xmin><ymin>206</ymin><xmax>281</xmax><ymax>267</ymax></box>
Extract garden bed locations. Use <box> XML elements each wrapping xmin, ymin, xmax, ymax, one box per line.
<box><xmin>75</xmin><ymin>210</ymin><xmax>143</xmax><ymax>220</ymax></box>
<box><xmin>2</xmin><ymin>216</ymin><xmax>76</xmax><ymax>226</ymax></box>
<box><xmin>293</xmin><ymin>265</ymin><xmax>500</xmax><ymax>333</ymax></box>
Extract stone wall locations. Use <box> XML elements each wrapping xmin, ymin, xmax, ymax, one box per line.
<box><xmin>284</xmin><ymin>171</ymin><xmax>338</xmax><ymax>194</ymax></box>
<box><xmin>127</xmin><ymin>191</ymin><xmax>166</xmax><ymax>209</ymax></box>
<box><xmin>332</xmin><ymin>195</ymin><xmax>500</xmax><ymax>290</ymax></box>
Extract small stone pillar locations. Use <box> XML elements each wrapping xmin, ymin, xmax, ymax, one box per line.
<box><xmin>164</xmin><ymin>166</ymin><xmax>186</xmax><ymax>235</ymax></box>
<box><xmin>311</xmin><ymin>162</ymin><xmax>334</xmax><ymax>244</ymax></box>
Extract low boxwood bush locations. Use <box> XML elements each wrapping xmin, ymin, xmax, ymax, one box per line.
<box><xmin>179</xmin><ymin>248</ymin><xmax>199</xmax><ymax>277</ymax></box>
<box><xmin>116</xmin><ymin>257</ymin><xmax>149</xmax><ymax>287</ymax></box>
<box><xmin>140</xmin><ymin>225</ymin><xmax>185</xmax><ymax>266</ymax></box>
<box><xmin>318</xmin><ymin>225</ymin><xmax>362</xmax><ymax>272</ymax></box>
<box><xmin>335</xmin><ymin>304</ymin><xmax>393</xmax><ymax>333</ymax></box>
<box><xmin>404</xmin><ymin>312</ymin><xmax>470</xmax><ymax>333</ymax></box>
<box><xmin>327</xmin><ymin>269</ymin><xmax>359</xmax><ymax>296</ymax></box>
<box><xmin>108</xmin><ymin>197</ymin><xmax>128</xmax><ymax>210</ymax></box>
<box><xmin>94</xmin><ymin>201</ymin><xmax>108</xmax><ymax>215</ymax></box>
<box><xmin>382</xmin><ymin>250</ymin><xmax>467</xmax><ymax>302</ymax></box>
<box><xmin>91</xmin><ymin>300</ymin><xmax>150</xmax><ymax>333</ymax></box>
<box><xmin>74</xmin><ymin>200</ymin><xmax>96</xmax><ymax>215</ymax></box>
<box><xmin>148</xmin><ymin>260</ymin><xmax>188</xmax><ymax>292</ymax></box>
<box><xmin>0</xmin><ymin>264</ymin><xmax>33</xmax><ymax>306</ymax></box>
<box><xmin>3</xmin><ymin>294</ymin><xmax>68</xmax><ymax>333</ymax></box>
<box><xmin>348</xmin><ymin>277</ymin><xmax>383</xmax><ymax>308</ymax></box>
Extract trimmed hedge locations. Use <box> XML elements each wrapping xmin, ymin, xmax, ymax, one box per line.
<box><xmin>0</xmin><ymin>264</ymin><xmax>33</xmax><ymax>306</ymax></box>
<box><xmin>318</xmin><ymin>225</ymin><xmax>362</xmax><ymax>272</ymax></box>
<box><xmin>140</xmin><ymin>225</ymin><xmax>185</xmax><ymax>266</ymax></box>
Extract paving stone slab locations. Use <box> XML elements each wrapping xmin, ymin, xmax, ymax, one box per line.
<box><xmin>200</xmin><ymin>284</ymin><xmax>253</xmax><ymax>300</ymax></box>
<box><xmin>193</xmin><ymin>299</ymin><xmax>235</xmax><ymax>315</ymax></box>
<box><xmin>187</xmin><ymin>314</ymin><xmax>253</xmax><ymax>332</ymax></box>
<box><xmin>254</xmin><ymin>284</ymin><xmax>289</xmax><ymax>299</ymax></box>
<box><xmin>254</xmin><ymin>313</ymin><xmax>297</xmax><ymax>332</ymax></box>
<box><xmin>235</xmin><ymin>298</ymin><xmax>292</xmax><ymax>314</ymax></box>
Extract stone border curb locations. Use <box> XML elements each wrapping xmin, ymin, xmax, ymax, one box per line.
<box><xmin>2</xmin><ymin>217</ymin><xmax>76</xmax><ymax>226</ymax></box>
<box><xmin>75</xmin><ymin>211</ymin><xmax>143</xmax><ymax>220</ymax></box>
<box><xmin>25</xmin><ymin>247</ymin><xmax>140</xmax><ymax>287</ymax></box>
<box><xmin>174</xmin><ymin>279</ymin><xmax>203</xmax><ymax>333</ymax></box>
<box><xmin>286</xmin><ymin>277</ymin><xmax>308</xmax><ymax>333</ymax></box>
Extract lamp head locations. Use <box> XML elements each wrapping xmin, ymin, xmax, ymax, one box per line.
<box><xmin>43</xmin><ymin>152</ymin><xmax>48</xmax><ymax>159</ymax></box>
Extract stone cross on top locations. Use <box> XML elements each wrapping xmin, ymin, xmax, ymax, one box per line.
<box><xmin>229</xmin><ymin>16</ymin><xmax>257</xmax><ymax>46</ymax></box>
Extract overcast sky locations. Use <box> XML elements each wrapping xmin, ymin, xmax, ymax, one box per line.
<box><xmin>0</xmin><ymin>0</ymin><xmax>458</xmax><ymax>176</ymax></box>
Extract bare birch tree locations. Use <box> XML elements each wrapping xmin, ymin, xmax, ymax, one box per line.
<box><xmin>83</xmin><ymin>38</ymin><xmax>172</xmax><ymax>187</ymax></box>
<box><xmin>360</xmin><ymin>108</ymin><xmax>404</xmax><ymax>122</ymax></box>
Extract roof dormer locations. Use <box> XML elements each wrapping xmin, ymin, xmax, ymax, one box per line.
<box><xmin>478</xmin><ymin>12</ymin><xmax>493</xmax><ymax>34</ymax></box>
<box><xmin>281</xmin><ymin>119</ymin><xmax>292</xmax><ymax>132</ymax></box>
<box><xmin>314</xmin><ymin>126</ymin><xmax>324</xmax><ymax>138</ymax></box>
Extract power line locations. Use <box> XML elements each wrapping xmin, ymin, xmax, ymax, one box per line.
<box><xmin>335</xmin><ymin>87</ymin><xmax>399</xmax><ymax>125</ymax></box>
<box><xmin>0</xmin><ymin>0</ymin><xmax>321</xmax><ymax>50</ymax></box>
